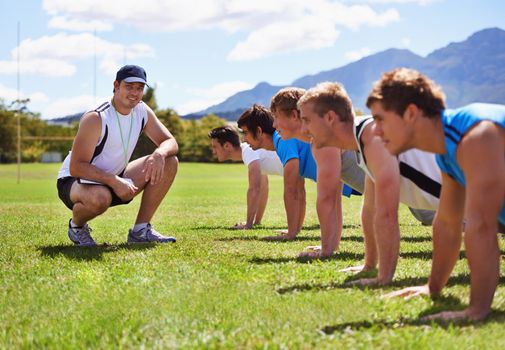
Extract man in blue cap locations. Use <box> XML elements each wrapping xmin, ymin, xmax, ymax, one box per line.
<box><xmin>57</xmin><ymin>64</ymin><xmax>179</xmax><ymax>246</ymax></box>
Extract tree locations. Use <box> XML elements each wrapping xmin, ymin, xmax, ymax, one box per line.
<box><xmin>142</xmin><ymin>86</ymin><xmax>158</xmax><ymax>112</ymax></box>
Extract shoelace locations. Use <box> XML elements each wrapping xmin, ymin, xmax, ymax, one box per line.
<box><xmin>76</xmin><ymin>225</ymin><xmax>95</xmax><ymax>244</ymax></box>
<box><xmin>146</xmin><ymin>225</ymin><xmax>165</xmax><ymax>239</ymax></box>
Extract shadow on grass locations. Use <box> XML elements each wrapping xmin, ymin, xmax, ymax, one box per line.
<box><xmin>38</xmin><ymin>242</ymin><xmax>157</xmax><ymax>261</ymax></box>
<box><xmin>401</xmin><ymin>235</ymin><xmax>432</xmax><ymax>243</ymax></box>
<box><xmin>399</xmin><ymin>250</ymin><xmax>505</xmax><ymax>261</ymax></box>
<box><xmin>340</xmin><ymin>235</ymin><xmax>432</xmax><ymax>244</ymax></box>
<box><xmin>277</xmin><ymin>273</ymin><xmax>505</xmax><ymax>296</ymax></box>
<box><xmin>197</xmin><ymin>224</ymin><xmax>360</xmax><ymax>232</ymax></box>
<box><xmin>216</xmin><ymin>235</ymin><xmax>321</xmax><ymax>242</ymax></box>
<box><xmin>250</xmin><ymin>251</ymin><xmax>365</xmax><ymax>265</ymax></box>
<box><xmin>193</xmin><ymin>224</ymin><xmax>323</xmax><ymax>231</ymax></box>
<box><xmin>341</xmin><ymin>273</ymin><xmax>505</xmax><ymax>292</ymax></box>
<box><xmin>321</xmin><ymin>299</ymin><xmax>505</xmax><ymax>334</ymax></box>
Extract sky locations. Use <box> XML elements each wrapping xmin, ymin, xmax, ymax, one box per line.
<box><xmin>0</xmin><ymin>0</ymin><xmax>504</xmax><ymax>119</ymax></box>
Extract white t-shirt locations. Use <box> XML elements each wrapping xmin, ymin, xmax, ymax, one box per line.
<box><xmin>240</xmin><ymin>142</ymin><xmax>283</xmax><ymax>176</ymax></box>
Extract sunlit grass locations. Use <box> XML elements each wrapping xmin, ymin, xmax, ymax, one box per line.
<box><xmin>0</xmin><ymin>163</ymin><xmax>504</xmax><ymax>349</ymax></box>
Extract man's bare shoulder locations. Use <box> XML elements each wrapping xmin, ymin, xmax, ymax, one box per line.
<box><xmin>76</xmin><ymin>111</ymin><xmax>102</xmax><ymax>135</ymax></box>
<box><xmin>462</xmin><ymin>120</ymin><xmax>504</xmax><ymax>145</ymax></box>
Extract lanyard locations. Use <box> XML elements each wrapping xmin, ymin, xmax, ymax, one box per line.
<box><xmin>114</xmin><ymin>107</ymin><xmax>134</xmax><ymax>170</ymax></box>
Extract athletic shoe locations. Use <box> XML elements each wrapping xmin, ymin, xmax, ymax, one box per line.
<box><xmin>68</xmin><ymin>220</ymin><xmax>97</xmax><ymax>247</ymax></box>
<box><xmin>127</xmin><ymin>224</ymin><xmax>176</xmax><ymax>243</ymax></box>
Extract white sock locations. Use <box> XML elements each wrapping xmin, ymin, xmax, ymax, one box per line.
<box><xmin>70</xmin><ymin>219</ymin><xmax>83</xmax><ymax>228</ymax></box>
<box><xmin>133</xmin><ymin>223</ymin><xmax>148</xmax><ymax>232</ymax></box>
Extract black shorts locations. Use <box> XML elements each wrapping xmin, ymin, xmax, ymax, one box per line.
<box><xmin>57</xmin><ymin>176</ymin><xmax>132</xmax><ymax>210</ymax></box>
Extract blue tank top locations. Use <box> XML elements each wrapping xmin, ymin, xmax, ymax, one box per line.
<box><xmin>272</xmin><ymin>131</ymin><xmax>356</xmax><ymax>197</ymax></box>
<box><xmin>436</xmin><ymin>103</ymin><xmax>505</xmax><ymax>224</ymax></box>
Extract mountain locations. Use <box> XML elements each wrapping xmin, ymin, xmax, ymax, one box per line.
<box><xmin>183</xmin><ymin>82</ymin><xmax>284</xmax><ymax>120</ymax></box>
<box><xmin>184</xmin><ymin>27</ymin><xmax>505</xmax><ymax>120</ymax></box>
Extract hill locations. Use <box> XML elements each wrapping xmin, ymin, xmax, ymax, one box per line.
<box><xmin>184</xmin><ymin>27</ymin><xmax>505</xmax><ymax>120</ymax></box>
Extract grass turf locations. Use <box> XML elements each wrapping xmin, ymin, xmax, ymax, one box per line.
<box><xmin>0</xmin><ymin>162</ymin><xmax>504</xmax><ymax>349</ymax></box>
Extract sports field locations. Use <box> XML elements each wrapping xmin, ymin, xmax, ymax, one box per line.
<box><xmin>0</xmin><ymin>163</ymin><xmax>504</xmax><ymax>349</ymax></box>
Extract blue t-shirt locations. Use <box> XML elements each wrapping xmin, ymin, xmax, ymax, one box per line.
<box><xmin>436</xmin><ymin>103</ymin><xmax>505</xmax><ymax>225</ymax></box>
<box><xmin>273</xmin><ymin>131</ymin><xmax>317</xmax><ymax>181</ymax></box>
<box><xmin>272</xmin><ymin>131</ymin><xmax>357</xmax><ymax>197</ymax></box>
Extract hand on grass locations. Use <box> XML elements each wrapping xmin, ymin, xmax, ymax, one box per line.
<box><xmin>383</xmin><ymin>285</ymin><xmax>430</xmax><ymax>300</ymax></box>
<box><xmin>345</xmin><ymin>277</ymin><xmax>381</xmax><ymax>287</ymax></box>
<box><xmin>273</xmin><ymin>229</ymin><xmax>289</xmax><ymax>235</ymax></box>
<box><xmin>232</xmin><ymin>222</ymin><xmax>252</xmax><ymax>230</ymax></box>
<box><xmin>298</xmin><ymin>245</ymin><xmax>322</xmax><ymax>258</ymax></box>
<box><xmin>339</xmin><ymin>264</ymin><xmax>374</xmax><ymax>273</ymax></box>
<box><xmin>263</xmin><ymin>232</ymin><xmax>297</xmax><ymax>241</ymax></box>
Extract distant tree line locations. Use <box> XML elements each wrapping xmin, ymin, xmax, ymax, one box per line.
<box><xmin>0</xmin><ymin>88</ymin><xmax>228</xmax><ymax>163</ymax></box>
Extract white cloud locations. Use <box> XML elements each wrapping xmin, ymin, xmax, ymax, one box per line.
<box><xmin>343</xmin><ymin>0</ymin><xmax>439</xmax><ymax>4</ymax></box>
<box><xmin>402</xmin><ymin>37</ymin><xmax>411</xmax><ymax>47</ymax></box>
<box><xmin>345</xmin><ymin>47</ymin><xmax>372</xmax><ymax>61</ymax></box>
<box><xmin>0</xmin><ymin>33</ymin><xmax>154</xmax><ymax>77</ymax></box>
<box><xmin>0</xmin><ymin>59</ymin><xmax>76</xmax><ymax>77</ymax></box>
<box><xmin>228</xmin><ymin>18</ymin><xmax>339</xmax><ymax>61</ymax></box>
<box><xmin>0</xmin><ymin>84</ymin><xmax>49</xmax><ymax>105</ymax></box>
<box><xmin>43</xmin><ymin>0</ymin><xmax>400</xmax><ymax>61</ymax></box>
<box><xmin>48</xmin><ymin>16</ymin><xmax>113</xmax><ymax>32</ymax></box>
<box><xmin>176</xmin><ymin>81</ymin><xmax>254</xmax><ymax>115</ymax></box>
<box><xmin>43</xmin><ymin>94</ymin><xmax>110</xmax><ymax>118</ymax></box>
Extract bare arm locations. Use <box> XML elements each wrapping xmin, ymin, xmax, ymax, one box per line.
<box><xmin>278</xmin><ymin>159</ymin><xmax>302</xmax><ymax>239</ymax></box>
<box><xmin>244</xmin><ymin>160</ymin><xmax>262</xmax><ymax>228</ymax></box>
<box><xmin>69</xmin><ymin>112</ymin><xmax>137</xmax><ymax>199</ymax></box>
<box><xmin>314</xmin><ymin>147</ymin><xmax>343</xmax><ymax>257</ymax></box>
<box><xmin>255</xmin><ymin>175</ymin><xmax>269</xmax><ymax>225</ymax></box>
<box><xmin>456</xmin><ymin>122</ymin><xmax>504</xmax><ymax>320</ymax></box>
<box><xmin>357</xmin><ymin>130</ymin><xmax>401</xmax><ymax>285</ymax></box>
<box><xmin>427</xmin><ymin>173</ymin><xmax>465</xmax><ymax>294</ymax></box>
<box><xmin>362</xmin><ymin>175</ymin><xmax>378</xmax><ymax>268</ymax></box>
<box><xmin>297</xmin><ymin>176</ymin><xmax>306</xmax><ymax>233</ymax></box>
<box><xmin>383</xmin><ymin>172</ymin><xmax>464</xmax><ymax>300</ymax></box>
<box><xmin>142</xmin><ymin>105</ymin><xmax>178</xmax><ymax>185</ymax></box>
<box><xmin>340</xmin><ymin>175</ymin><xmax>377</xmax><ymax>273</ymax></box>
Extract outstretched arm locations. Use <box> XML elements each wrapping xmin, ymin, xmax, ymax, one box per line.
<box><xmin>349</xmin><ymin>131</ymin><xmax>400</xmax><ymax>286</ymax></box>
<box><xmin>264</xmin><ymin>158</ymin><xmax>301</xmax><ymax>240</ymax></box>
<box><xmin>454</xmin><ymin>122</ymin><xmax>503</xmax><ymax>320</ymax></box>
<box><xmin>341</xmin><ymin>175</ymin><xmax>378</xmax><ymax>272</ymax></box>
<box><xmin>302</xmin><ymin>147</ymin><xmax>342</xmax><ymax>257</ymax></box>
<box><xmin>384</xmin><ymin>172</ymin><xmax>465</xmax><ymax>300</ymax></box>
<box><xmin>244</xmin><ymin>160</ymin><xmax>262</xmax><ymax>228</ymax></box>
<box><xmin>254</xmin><ymin>175</ymin><xmax>269</xmax><ymax>225</ymax></box>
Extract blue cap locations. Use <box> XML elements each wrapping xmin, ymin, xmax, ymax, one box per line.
<box><xmin>115</xmin><ymin>65</ymin><xmax>149</xmax><ymax>86</ymax></box>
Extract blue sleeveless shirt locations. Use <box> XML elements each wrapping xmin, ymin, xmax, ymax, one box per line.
<box><xmin>436</xmin><ymin>103</ymin><xmax>505</xmax><ymax>224</ymax></box>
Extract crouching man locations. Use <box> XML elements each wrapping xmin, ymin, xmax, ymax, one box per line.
<box><xmin>57</xmin><ymin>65</ymin><xmax>178</xmax><ymax>246</ymax></box>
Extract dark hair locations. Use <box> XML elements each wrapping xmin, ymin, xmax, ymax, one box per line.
<box><xmin>237</xmin><ymin>104</ymin><xmax>275</xmax><ymax>138</ymax></box>
<box><xmin>366</xmin><ymin>68</ymin><xmax>446</xmax><ymax>118</ymax></box>
<box><xmin>270</xmin><ymin>87</ymin><xmax>306</xmax><ymax>117</ymax></box>
<box><xmin>208</xmin><ymin>126</ymin><xmax>240</xmax><ymax>148</ymax></box>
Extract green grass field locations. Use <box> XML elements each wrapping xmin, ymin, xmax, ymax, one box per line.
<box><xmin>0</xmin><ymin>163</ymin><xmax>504</xmax><ymax>349</ymax></box>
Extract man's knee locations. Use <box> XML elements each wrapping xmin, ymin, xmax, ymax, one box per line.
<box><xmin>164</xmin><ymin>155</ymin><xmax>178</xmax><ymax>178</ymax></box>
<box><xmin>86</xmin><ymin>188</ymin><xmax>112</xmax><ymax>213</ymax></box>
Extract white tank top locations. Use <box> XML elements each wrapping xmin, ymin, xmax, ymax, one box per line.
<box><xmin>58</xmin><ymin>100</ymin><xmax>148</xmax><ymax>179</ymax></box>
<box><xmin>353</xmin><ymin>116</ymin><xmax>441</xmax><ymax>210</ymax></box>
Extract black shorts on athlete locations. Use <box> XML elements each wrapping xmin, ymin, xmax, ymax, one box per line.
<box><xmin>57</xmin><ymin>176</ymin><xmax>132</xmax><ymax>210</ymax></box>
